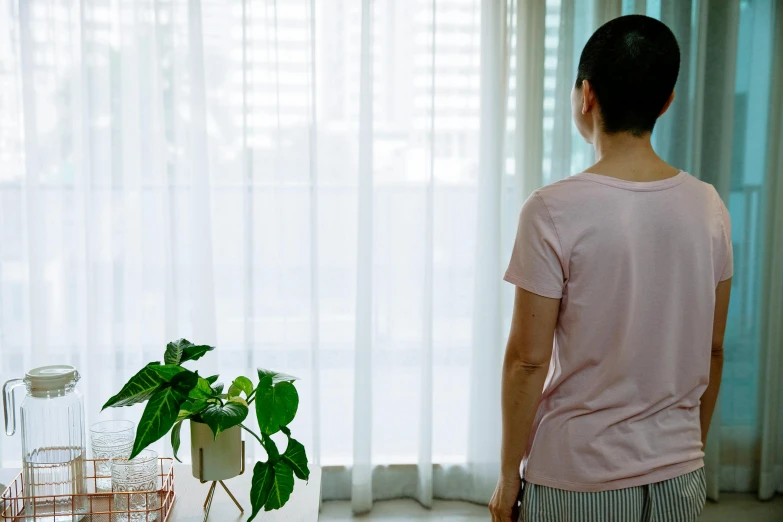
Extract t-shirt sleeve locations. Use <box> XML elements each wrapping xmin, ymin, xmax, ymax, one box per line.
<box><xmin>504</xmin><ymin>192</ymin><xmax>565</xmax><ymax>299</ymax></box>
<box><xmin>719</xmin><ymin>197</ymin><xmax>733</xmax><ymax>282</ymax></box>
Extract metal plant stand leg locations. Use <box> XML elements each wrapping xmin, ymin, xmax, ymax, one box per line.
<box><xmin>202</xmin><ymin>481</ymin><xmax>217</xmax><ymax>522</ymax></box>
<box><xmin>201</xmin><ymin>480</ymin><xmax>244</xmax><ymax>521</ymax></box>
<box><xmin>202</xmin><ymin>481</ymin><xmax>216</xmax><ymax>510</ymax></box>
<box><xmin>219</xmin><ymin>480</ymin><xmax>244</xmax><ymax>512</ymax></box>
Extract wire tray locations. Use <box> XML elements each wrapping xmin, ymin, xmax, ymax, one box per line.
<box><xmin>0</xmin><ymin>458</ymin><xmax>175</xmax><ymax>522</ymax></box>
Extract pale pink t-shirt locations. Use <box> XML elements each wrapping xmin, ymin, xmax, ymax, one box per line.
<box><xmin>504</xmin><ymin>171</ymin><xmax>733</xmax><ymax>492</ymax></box>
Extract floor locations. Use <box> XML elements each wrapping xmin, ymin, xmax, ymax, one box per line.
<box><xmin>319</xmin><ymin>494</ymin><xmax>783</xmax><ymax>521</ymax></box>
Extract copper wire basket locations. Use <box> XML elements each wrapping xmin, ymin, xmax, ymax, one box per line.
<box><xmin>0</xmin><ymin>458</ymin><xmax>175</xmax><ymax>521</ymax></box>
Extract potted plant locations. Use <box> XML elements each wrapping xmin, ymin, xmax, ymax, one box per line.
<box><xmin>102</xmin><ymin>339</ymin><xmax>309</xmax><ymax>520</ymax></box>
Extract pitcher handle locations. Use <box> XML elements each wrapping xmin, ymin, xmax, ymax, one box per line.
<box><xmin>3</xmin><ymin>379</ymin><xmax>24</xmax><ymax>436</ymax></box>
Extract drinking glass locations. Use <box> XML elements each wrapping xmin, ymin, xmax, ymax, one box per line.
<box><xmin>90</xmin><ymin>420</ymin><xmax>135</xmax><ymax>492</ymax></box>
<box><xmin>111</xmin><ymin>449</ymin><xmax>160</xmax><ymax>522</ymax></box>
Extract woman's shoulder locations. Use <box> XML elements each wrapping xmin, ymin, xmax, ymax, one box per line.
<box><xmin>532</xmin><ymin>173</ymin><xmax>607</xmax><ymax>209</ymax></box>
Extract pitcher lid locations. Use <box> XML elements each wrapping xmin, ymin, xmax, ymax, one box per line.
<box><xmin>25</xmin><ymin>365</ymin><xmax>79</xmax><ymax>392</ymax></box>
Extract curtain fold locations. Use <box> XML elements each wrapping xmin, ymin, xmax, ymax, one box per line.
<box><xmin>351</xmin><ymin>0</ymin><xmax>374</xmax><ymax>513</ymax></box>
<box><xmin>186</xmin><ymin>0</ymin><xmax>217</xmax><ymax>347</ymax></box>
<box><xmin>305</xmin><ymin>0</ymin><xmax>322</xmax><ymax>473</ymax></box>
<box><xmin>73</xmin><ymin>0</ymin><xmax>97</xmax><ymax>417</ymax></box>
<box><xmin>18</xmin><ymin>0</ymin><xmax>44</xmax><ymax>364</ymax></box>
<box><xmin>656</xmin><ymin>0</ymin><xmax>694</xmax><ymax>169</ymax></box>
<box><xmin>465</xmin><ymin>0</ymin><xmax>508</xmax><ymax>505</ymax></box>
<box><xmin>415</xmin><ymin>0</ymin><xmax>437</xmax><ymax>508</ymax></box>
<box><xmin>695</xmin><ymin>0</ymin><xmax>742</xmax><ymax>500</ymax></box>
<box><xmin>758</xmin><ymin>0</ymin><xmax>783</xmax><ymax>500</ymax></box>
<box><xmin>550</xmin><ymin>0</ymin><xmax>574</xmax><ymax>182</ymax></box>
<box><xmin>697</xmin><ymin>0</ymin><xmax>739</xmax><ymax>196</ymax></box>
<box><xmin>514</xmin><ymin>0</ymin><xmax>546</xmax><ymax>199</ymax></box>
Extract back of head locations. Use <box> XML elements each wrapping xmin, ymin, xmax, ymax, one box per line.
<box><xmin>576</xmin><ymin>15</ymin><xmax>680</xmax><ymax>136</ymax></box>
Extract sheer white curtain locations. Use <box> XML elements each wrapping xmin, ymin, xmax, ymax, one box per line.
<box><xmin>0</xmin><ymin>0</ymin><xmax>781</xmax><ymax>513</ymax></box>
<box><xmin>0</xmin><ymin>0</ymin><xmax>489</xmax><ymax>508</ymax></box>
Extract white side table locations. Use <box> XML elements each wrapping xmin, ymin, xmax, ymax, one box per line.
<box><xmin>0</xmin><ymin>466</ymin><xmax>321</xmax><ymax>522</ymax></box>
<box><xmin>170</xmin><ymin>465</ymin><xmax>321</xmax><ymax>522</ymax></box>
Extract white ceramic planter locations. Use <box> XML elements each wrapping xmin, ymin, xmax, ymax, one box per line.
<box><xmin>190</xmin><ymin>421</ymin><xmax>243</xmax><ymax>482</ymax></box>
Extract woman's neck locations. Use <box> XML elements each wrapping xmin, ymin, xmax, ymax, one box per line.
<box><xmin>589</xmin><ymin>131</ymin><xmax>680</xmax><ymax>181</ymax></box>
<box><xmin>593</xmin><ymin>131</ymin><xmax>656</xmax><ymax>162</ymax></box>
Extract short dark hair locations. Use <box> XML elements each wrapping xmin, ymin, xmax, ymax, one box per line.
<box><xmin>575</xmin><ymin>15</ymin><xmax>680</xmax><ymax>136</ymax></box>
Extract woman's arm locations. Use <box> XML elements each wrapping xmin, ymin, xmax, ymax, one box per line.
<box><xmin>499</xmin><ymin>286</ymin><xmax>560</xmax><ymax>477</ymax></box>
<box><xmin>700</xmin><ymin>278</ymin><xmax>732</xmax><ymax>447</ymax></box>
<box><xmin>490</xmin><ymin>286</ymin><xmax>560</xmax><ymax>522</ymax></box>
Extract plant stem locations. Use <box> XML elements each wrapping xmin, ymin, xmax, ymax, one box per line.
<box><xmin>246</xmin><ymin>389</ymin><xmax>257</xmax><ymax>405</ymax></box>
<box><xmin>240</xmin><ymin>424</ymin><xmax>263</xmax><ymax>446</ymax></box>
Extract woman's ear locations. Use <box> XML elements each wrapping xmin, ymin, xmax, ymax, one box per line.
<box><xmin>581</xmin><ymin>80</ymin><xmax>596</xmax><ymax>115</ymax></box>
<box><xmin>659</xmin><ymin>90</ymin><xmax>675</xmax><ymax>116</ymax></box>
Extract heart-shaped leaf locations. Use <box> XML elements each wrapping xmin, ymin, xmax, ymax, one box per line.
<box><xmin>171</xmin><ymin>420</ymin><xmax>183</xmax><ymax>462</ymax></box>
<box><xmin>255</xmin><ymin>381</ymin><xmax>299</xmax><ymax>435</ymax></box>
<box><xmin>281</xmin><ymin>436</ymin><xmax>309</xmax><ymax>480</ymax></box>
<box><xmin>130</xmin><ymin>373</ymin><xmax>194</xmax><ymax>459</ymax></box>
<box><xmin>189</xmin><ymin>376</ymin><xmax>216</xmax><ymax>400</ymax></box>
<box><xmin>102</xmin><ymin>362</ymin><xmax>165</xmax><ymax>409</ymax></box>
<box><xmin>206</xmin><ymin>375</ymin><xmax>219</xmax><ymax>385</ymax></box>
<box><xmin>148</xmin><ymin>364</ymin><xmax>188</xmax><ymax>382</ymax></box>
<box><xmin>228</xmin><ymin>376</ymin><xmax>254</xmax><ymax>398</ymax></box>
<box><xmin>200</xmin><ymin>400</ymin><xmax>248</xmax><ymax>439</ymax></box>
<box><xmin>180</xmin><ymin>344</ymin><xmax>214</xmax><ymax>364</ymax></box>
<box><xmin>248</xmin><ymin>461</ymin><xmax>275</xmax><ymax>522</ymax></box>
<box><xmin>164</xmin><ymin>338</ymin><xmax>192</xmax><ymax>365</ymax></box>
<box><xmin>264</xmin><ymin>461</ymin><xmax>295</xmax><ymax>511</ymax></box>
<box><xmin>257</xmin><ymin>369</ymin><xmax>299</xmax><ymax>386</ymax></box>
<box><xmin>211</xmin><ymin>383</ymin><xmax>224</xmax><ymax>396</ymax></box>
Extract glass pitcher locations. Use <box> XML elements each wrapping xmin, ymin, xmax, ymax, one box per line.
<box><xmin>3</xmin><ymin>365</ymin><xmax>88</xmax><ymax>521</ymax></box>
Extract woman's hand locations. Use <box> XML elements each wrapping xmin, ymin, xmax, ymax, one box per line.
<box><xmin>489</xmin><ymin>474</ymin><xmax>521</xmax><ymax>522</ymax></box>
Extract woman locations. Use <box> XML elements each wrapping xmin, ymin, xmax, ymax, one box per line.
<box><xmin>489</xmin><ymin>15</ymin><xmax>732</xmax><ymax>522</ymax></box>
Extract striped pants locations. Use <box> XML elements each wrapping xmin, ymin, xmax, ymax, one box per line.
<box><xmin>518</xmin><ymin>468</ymin><xmax>707</xmax><ymax>522</ymax></box>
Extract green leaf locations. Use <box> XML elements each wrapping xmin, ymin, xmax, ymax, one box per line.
<box><xmin>228</xmin><ymin>376</ymin><xmax>254</xmax><ymax>398</ymax></box>
<box><xmin>281</xmin><ymin>437</ymin><xmax>309</xmax><ymax>481</ymax></box>
<box><xmin>206</xmin><ymin>375</ymin><xmax>219</xmax><ymax>385</ymax></box>
<box><xmin>189</xmin><ymin>377</ymin><xmax>216</xmax><ymax>400</ymax></box>
<box><xmin>248</xmin><ymin>461</ymin><xmax>275</xmax><ymax>522</ymax></box>
<box><xmin>200</xmin><ymin>400</ymin><xmax>248</xmax><ymax>439</ymax></box>
<box><xmin>180</xmin><ymin>344</ymin><xmax>214</xmax><ymax>364</ymax></box>
<box><xmin>170</xmin><ymin>369</ymin><xmax>199</xmax><ymax>395</ymax></box>
<box><xmin>257</xmin><ymin>368</ymin><xmax>298</xmax><ymax>385</ymax></box>
<box><xmin>211</xmin><ymin>383</ymin><xmax>224</xmax><ymax>396</ymax></box>
<box><xmin>171</xmin><ymin>420</ymin><xmax>183</xmax><ymax>463</ymax></box>
<box><xmin>177</xmin><ymin>398</ymin><xmax>208</xmax><ymax>421</ymax></box>
<box><xmin>229</xmin><ymin>396</ymin><xmax>248</xmax><ymax>407</ymax></box>
<box><xmin>264</xmin><ymin>461</ymin><xmax>295</xmax><ymax>511</ymax></box>
<box><xmin>148</xmin><ymin>364</ymin><xmax>188</xmax><ymax>382</ymax></box>
<box><xmin>164</xmin><ymin>338</ymin><xmax>193</xmax><ymax>365</ymax></box>
<box><xmin>262</xmin><ymin>433</ymin><xmax>280</xmax><ymax>462</ymax></box>
<box><xmin>102</xmin><ymin>362</ymin><xmax>165</xmax><ymax>409</ymax></box>
<box><xmin>130</xmin><ymin>380</ymin><xmax>192</xmax><ymax>459</ymax></box>
<box><xmin>255</xmin><ymin>381</ymin><xmax>299</xmax><ymax>435</ymax></box>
